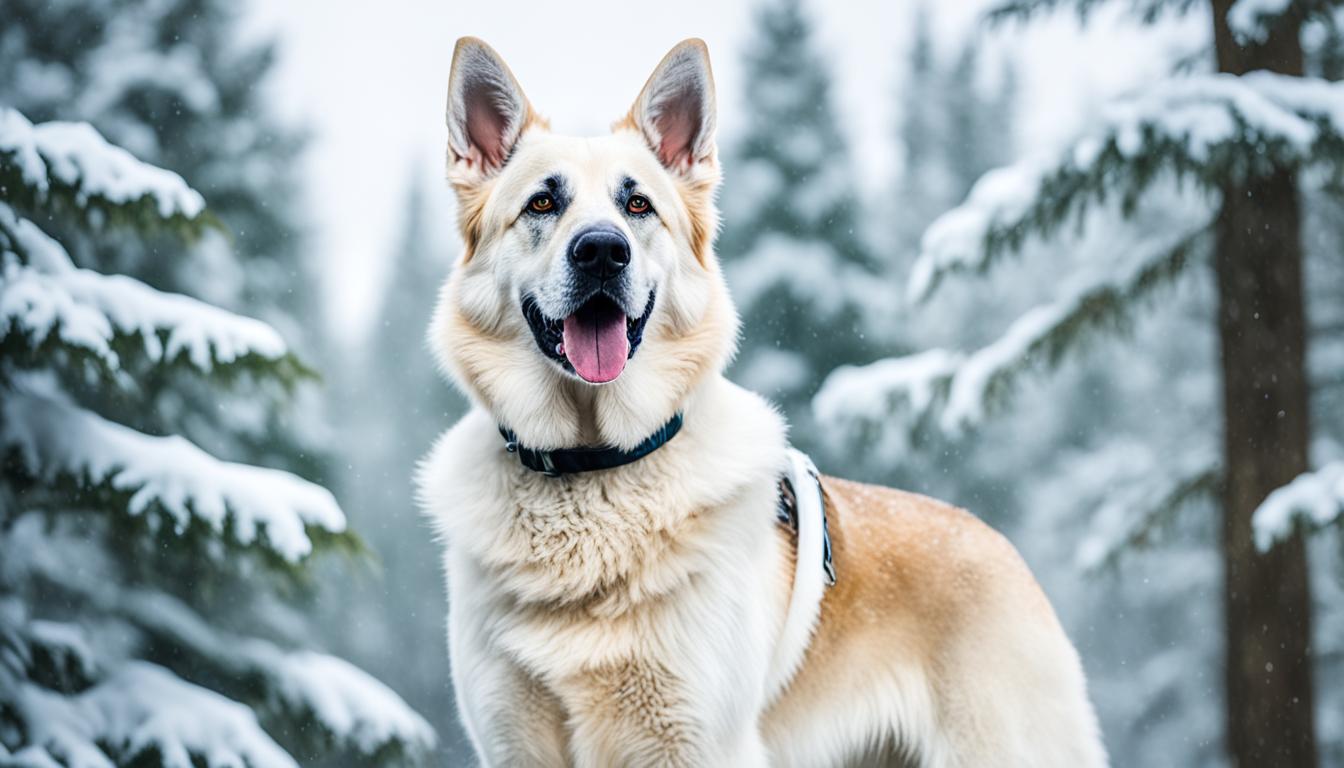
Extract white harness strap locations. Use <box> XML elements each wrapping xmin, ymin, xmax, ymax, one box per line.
<box><xmin>765</xmin><ymin>448</ymin><xmax>830</xmax><ymax>704</ymax></box>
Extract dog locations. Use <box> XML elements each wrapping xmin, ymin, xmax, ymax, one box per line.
<box><xmin>417</xmin><ymin>36</ymin><xmax>1108</xmax><ymax>767</ymax></box>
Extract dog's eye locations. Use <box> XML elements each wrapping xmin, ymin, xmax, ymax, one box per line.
<box><xmin>527</xmin><ymin>194</ymin><xmax>555</xmax><ymax>214</ymax></box>
<box><xmin>626</xmin><ymin>195</ymin><xmax>652</xmax><ymax>215</ymax></box>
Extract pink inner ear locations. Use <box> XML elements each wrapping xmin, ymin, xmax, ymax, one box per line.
<box><xmin>654</xmin><ymin>88</ymin><xmax>703</xmax><ymax>169</ymax></box>
<box><xmin>657</xmin><ymin>115</ymin><xmax>694</xmax><ymax>168</ymax></box>
<box><xmin>466</xmin><ymin>94</ymin><xmax>509</xmax><ymax>168</ymax></box>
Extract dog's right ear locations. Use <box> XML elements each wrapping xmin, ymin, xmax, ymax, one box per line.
<box><xmin>446</xmin><ymin>38</ymin><xmax>538</xmax><ymax>182</ymax></box>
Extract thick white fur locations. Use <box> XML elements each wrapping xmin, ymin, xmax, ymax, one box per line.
<box><xmin>418</xmin><ymin>37</ymin><xmax>1108</xmax><ymax>767</ymax></box>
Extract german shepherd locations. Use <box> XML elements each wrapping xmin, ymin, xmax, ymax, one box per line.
<box><xmin>418</xmin><ymin>37</ymin><xmax>1107</xmax><ymax>767</ymax></box>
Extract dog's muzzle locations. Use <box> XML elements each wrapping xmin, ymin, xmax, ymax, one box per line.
<box><xmin>522</xmin><ymin>225</ymin><xmax>655</xmax><ymax>384</ymax></box>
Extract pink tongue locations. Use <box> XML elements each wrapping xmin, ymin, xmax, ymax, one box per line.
<box><xmin>563</xmin><ymin>305</ymin><xmax>629</xmax><ymax>383</ymax></box>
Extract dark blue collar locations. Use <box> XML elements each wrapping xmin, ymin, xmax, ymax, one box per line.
<box><xmin>498</xmin><ymin>413</ymin><xmax>684</xmax><ymax>476</ymax></box>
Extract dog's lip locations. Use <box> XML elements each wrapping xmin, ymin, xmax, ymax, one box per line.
<box><xmin>521</xmin><ymin>288</ymin><xmax>656</xmax><ymax>377</ymax></box>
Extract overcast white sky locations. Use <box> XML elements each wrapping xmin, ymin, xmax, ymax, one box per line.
<box><xmin>245</xmin><ymin>0</ymin><xmax>1203</xmax><ymax>344</ymax></box>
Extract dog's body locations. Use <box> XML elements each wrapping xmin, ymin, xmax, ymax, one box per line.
<box><xmin>418</xmin><ymin>38</ymin><xmax>1107</xmax><ymax>767</ymax></box>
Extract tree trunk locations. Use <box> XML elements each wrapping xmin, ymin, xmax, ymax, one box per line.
<box><xmin>1210</xmin><ymin>3</ymin><xmax>1318</xmax><ymax>766</ymax></box>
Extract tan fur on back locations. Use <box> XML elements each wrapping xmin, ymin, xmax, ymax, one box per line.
<box><xmin>762</xmin><ymin>479</ymin><xmax>1092</xmax><ymax>765</ymax></box>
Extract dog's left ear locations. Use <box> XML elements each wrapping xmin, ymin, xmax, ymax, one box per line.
<box><xmin>624</xmin><ymin>39</ymin><xmax>717</xmax><ymax>174</ymax></box>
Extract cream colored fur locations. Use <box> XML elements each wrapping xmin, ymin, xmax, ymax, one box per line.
<box><xmin>418</xmin><ymin>37</ymin><xmax>1108</xmax><ymax>767</ymax></box>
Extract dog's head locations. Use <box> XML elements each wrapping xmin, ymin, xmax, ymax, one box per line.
<box><xmin>430</xmin><ymin>38</ymin><xmax>738</xmax><ymax>449</ymax></box>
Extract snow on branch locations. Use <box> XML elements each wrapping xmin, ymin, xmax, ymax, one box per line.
<box><xmin>817</xmin><ymin>214</ymin><xmax>1208</xmax><ymax>437</ymax></box>
<box><xmin>908</xmin><ymin>71</ymin><xmax>1344</xmax><ymax>303</ymax></box>
<box><xmin>1</xmin><ymin>385</ymin><xmax>346</xmax><ymax>563</ymax></box>
<box><xmin>984</xmin><ymin>0</ymin><xmax>1185</xmax><ymax>26</ymax></box>
<box><xmin>813</xmin><ymin>349</ymin><xmax>963</xmax><ymax>436</ymax></box>
<box><xmin>1227</xmin><ymin>0</ymin><xmax>1294</xmax><ymax>41</ymax></box>
<box><xmin>1077</xmin><ymin>458</ymin><xmax>1222</xmax><ymax>573</ymax></box>
<box><xmin>0</xmin><ymin>108</ymin><xmax>205</xmax><ymax>233</ymax></box>
<box><xmin>1224</xmin><ymin>0</ymin><xmax>1343</xmax><ymax>43</ymax></box>
<box><xmin>1253</xmin><ymin>461</ymin><xmax>1344</xmax><ymax>550</ymax></box>
<box><xmin>1</xmin><ymin>203</ymin><xmax>298</xmax><ymax>380</ymax></box>
<box><xmin>119</xmin><ymin>589</ymin><xmax>437</xmax><ymax>760</ymax></box>
<box><xmin>21</xmin><ymin>558</ymin><xmax>437</xmax><ymax>762</ymax></box>
<box><xmin>12</xmin><ymin>661</ymin><xmax>298</xmax><ymax>768</ymax></box>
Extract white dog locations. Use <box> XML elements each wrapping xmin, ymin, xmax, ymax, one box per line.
<box><xmin>417</xmin><ymin>36</ymin><xmax>1107</xmax><ymax>767</ymax></box>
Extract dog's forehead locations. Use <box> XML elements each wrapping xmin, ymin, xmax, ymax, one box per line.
<box><xmin>502</xmin><ymin>132</ymin><xmax>673</xmax><ymax>197</ymax></box>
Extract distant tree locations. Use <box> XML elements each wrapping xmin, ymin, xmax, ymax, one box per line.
<box><xmin>0</xmin><ymin>107</ymin><xmax>434</xmax><ymax>766</ymax></box>
<box><xmin>718</xmin><ymin>0</ymin><xmax>887</xmax><ymax>456</ymax></box>
<box><xmin>893</xmin><ymin>6</ymin><xmax>1017</xmax><ymax>251</ymax></box>
<box><xmin>817</xmin><ymin>6</ymin><xmax>1020</xmax><ymax>500</ymax></box>
<box><xmin>319</xmin><ymin>170</ymin><xmax>472</xmax><ymax>758</ymax></box>
<box><xmin>816</xmin><ymin>1</ymin><xmax>1344</xmax><ymax>764</ymax></box>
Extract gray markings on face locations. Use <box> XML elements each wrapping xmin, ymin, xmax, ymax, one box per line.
<box><xmin>524</xmin><ymin>174</ymin><xmax>571</xmax><ymax>250</ymax></box>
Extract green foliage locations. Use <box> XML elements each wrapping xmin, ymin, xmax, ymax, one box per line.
<box><xmin>0</xmin><ymin>318</ymin><xmax>314</xmax><ymax>394</ymax></box>
<box><xmin>0</xmin><ymin>148</ymin><xmax>215</xmax><ymax>244</ymax></box>
<box><xmin>1084</xmin><ymin>465</ymin><xmax>1223</xmax><ymax>574</ymax></box>
<box><xmin>916</xmin><ymin>93</ymin><xmax>1344</xmax><ymax>301</ymax></box>
<box><xmin>2</xmin><ymin>455</ymin><xmax>363</xmax><ymax>581</ymax></box>
<box><xmin>984</xmin><ymin>0</ymin><xmax>1204</xmax><ymax>26</ymax></box>
<box><xmin>837</xmin><ymin>226</ymin><xmax>1208</xmax><ymax>439</ymax></box>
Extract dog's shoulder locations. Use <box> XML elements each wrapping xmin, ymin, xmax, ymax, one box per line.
<box><xmin>817</xmin><ymin>475</ymin><xmax>1057</xmax><ymax>636</ymax></box>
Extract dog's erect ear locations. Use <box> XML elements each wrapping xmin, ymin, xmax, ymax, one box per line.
<box><xmin>626</xmin><ymin>39</ymin><xmax>717</xmax><ymax>173</ymax></box>
<box><xmin>446</xmin><ymin>38</ymin><xmax>537</xmax><ymax>179</ymax></box>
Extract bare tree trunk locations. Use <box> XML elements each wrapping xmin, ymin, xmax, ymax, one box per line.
<box><xmin>1210</xmin><ymin>2</ymin><xmax>1318</xmax><ymax>765</ymax></box>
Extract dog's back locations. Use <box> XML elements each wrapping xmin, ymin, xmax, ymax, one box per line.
<box><xmin>763</xmin><ymin>477</ymin><xmax>1107</xmax><ymax>767</ymax></box>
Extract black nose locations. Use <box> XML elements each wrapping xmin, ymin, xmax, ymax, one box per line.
<box><xmin>568</xmin><ymin>227</ymin><xmax>630</xmax><ymax>281</ymax></box>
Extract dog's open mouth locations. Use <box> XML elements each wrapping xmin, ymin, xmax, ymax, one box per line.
<box><xmin>522</xmin><ymin>291</ymin><xmax>655</xmax><ymax>383</ymax></box>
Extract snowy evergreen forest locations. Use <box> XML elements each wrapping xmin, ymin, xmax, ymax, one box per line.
<box><xmin>3</xmin><ymin>0</ymin><xmax>1343</xmax><ymax>765</ymax></box>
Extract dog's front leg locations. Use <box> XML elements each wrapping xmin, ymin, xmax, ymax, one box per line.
<box><xmin>449</xmin><ymin>558</ymin><xmax>569</xmax><ymax>766</ymax></box>
<box><xmin>560</xmin><ymin>659</ymin><xmax>770</xmax><ymax>768</ymax></box>
<box><xmin>453</xmin><ymin>649</ymin><xmax>569</xmax><ymax>767</ymax></box>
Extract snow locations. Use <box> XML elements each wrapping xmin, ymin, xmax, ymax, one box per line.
<box><xmin>1</xmin><ymin>203</ymin><xmax>288</xmax><ymax>373</ymax></box>
<box><xmin>821</xmin><ymin>196</ymin><xmax>1210</xmax><ymax>437</ymax></box>
<box><xmin>262</xmin><ymin>650</ymin><xmax>438</xmax><ymax>755</ymax></box>
<box><xmin>939</xmin><ymin>302</ymin><xmax>1068</xmax><ymax>433</ymax></box>
<box><xmin>1227</xmin><ymin>0</ymin><xmax>1293</xmax><ymax>43</ymax></box>
<box><xmin>0</xmin><ymin>107</ymin><xmax>204</xmax><ymax>219</ymax></box>
<box><xmin>728</xmin><ymin>233</ymin><xmax>886</xmax><ymax>327</ymax></box>
<box><xmin>736</xmin><ymin>348</ymin><xmax>813</xmax><ymax>396</ymax></box>
<box><xmin>87</xmin><ymin>587</ymin><xmax>436</xmax><ymax>757</ymax></box>
<box><xmin>813</xmin><ymin>348</ymin><xmax>964</xmax><ymax>429</ymax></box>
<box><xmin>26</xmin><ymin>620</ymin><xmax>98</xmax><ymax>682</ymax></box>
<box><xmin>15</xmin><ymin>661</ymin><xmax>298</xmax><ymax>768</ymax></box>
<box><xmin>1</xmin><ymin>384</ymin><xmax>346</xmax><ymax>562</ymax></box>
<box><xmin>907</xmin><ymin>72</ymin><xmax>1344</xmax><ymax>302</ymax></box>
<box><xmin>1074</xmin><ymin>445</ymin><xmax>1220</xmax><ymax>573</ymax></box>
<box><xmin>908</xmin><ymin>158</ymin><xmax>1049</xmax><ymax>302</ymax></box>
<box><xmin>1253</xmin><ymin>461</ymin><xmax>1344</xmax><ymax>551</ymax></box>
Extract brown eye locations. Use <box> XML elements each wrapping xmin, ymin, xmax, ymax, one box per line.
<box><xmin>528</xmin><ymin>194</ymin><xmax>554</xmax><ymax>213</ymax></box>
<box><xmin>626</xmin><ymin>194</ymin><xmax>651</xmax><ymax>215</ymax></box>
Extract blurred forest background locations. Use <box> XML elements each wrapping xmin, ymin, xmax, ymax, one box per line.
<box><xmin>2</xmin><ymin>0</ymin><xmax>1343</xmax><ymax>766</ymax></box>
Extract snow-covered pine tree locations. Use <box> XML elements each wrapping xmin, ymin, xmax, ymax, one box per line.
<box><xmin>0</xmin><ymin>108</ymin><xmax>435</xmax><ymax>766</ymax></box>
<box><xmin>0</xmin><ymin>0</ymin><xmax>323</xmax><ymax>481</ymax></box>
<box><xmin>816</xmin><ymin>1</ymin><xmax>1344</xmax><ymax>764</ymax></box>
<box><xmin>719</xmin><ymin>0</ymin><xmax>888</xmax><ymax>455</ymax></box>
